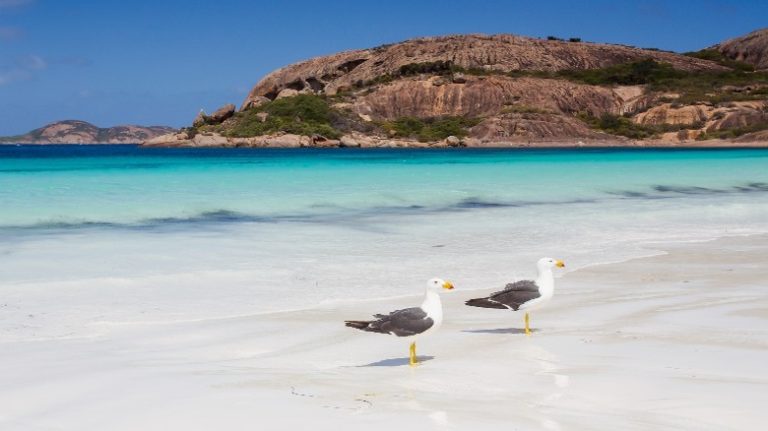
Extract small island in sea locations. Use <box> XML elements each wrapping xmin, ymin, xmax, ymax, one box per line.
<box><xmin>143</xmin><ymin>29</ymin><xmax>768</xmax><ymax>148</ymax></box>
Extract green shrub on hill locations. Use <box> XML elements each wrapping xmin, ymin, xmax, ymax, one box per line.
<box><xmin>222</xmin><ymin>95</ymin><xmax>342</xmax><ymax>139</ymax></box>
<box><xmin>557</xmin><ymin>59</ymin><xmax>687</xmax><ymax>85</ymax></box>
<box><xmin>554</xmin><ymin>59</ymin><xmax>768</xmax><ymax>105</ymax></box>
<box><xmin>578</xmin><ymin>113</ymin><xmax>701</xmax><ymax>139</ymax></box>
<box><xmin>354</xmin><ymin>55</ymin><xmax>768</xmax><ymax>107</ymax></box>
<box><xmin>500</xmin><ymin>105</ymin><xmax>551</xmax><ymax>114</ymax></box>
<box><xmin>194</xmin><ymin>95</ymin><xmax>480</xmax><ymax>142</ymax></box>
<box><xmin>355</xmin><ymin>61</ymin><xmax>464</xmax><ymax>88</ymax></box>
<box><xmin>508</xmin><ymin>59</ymin><xmax>768</xmax><ymax>105</ymax></box>
<box><xmin>398</xmin><ymin>61</ymin><xmax>455</xmax><ymax>77</ymax></box>
<box><xmin>696</xmin><ymin>122</ymin><xmax>768</xmax><ymax>140</ymax></box>
<box><xmin>579</xmin><ymin>113</ymin><xmax>658</xmax><ymax>139</ymax></box>
<box><xmin>684</xmin><ymin>49</ymin><xmax>755</xmax><ymax>72</ymax></box>
<box><xmin>379</xmin><ymin>116</ymin><xmax>481</xmax><ymax>142</ymax></box>
<box><xmin>649</xmin><ymin>70</ymin><xmax>768</xmax><ymax>105</ymax></box>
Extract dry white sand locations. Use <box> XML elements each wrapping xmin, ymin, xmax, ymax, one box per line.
<box><xmin>2</xmin><ymin>235</ymin><xmax>767</xmax><ymax>430</ymax></box>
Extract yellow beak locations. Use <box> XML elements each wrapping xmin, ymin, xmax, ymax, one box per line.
<box><xmin>556</xmin><ymin>260</ymin><xmax>565</xmax><ymax>268</ymax></box>
<box><xmin>442</xmin><ymin>281</ymin><xmax>455</xmax><ymax>290</ymax></box>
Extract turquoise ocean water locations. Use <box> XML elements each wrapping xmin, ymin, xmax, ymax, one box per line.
<box><xmin>2</xmin><ymin>145</ymin><xmax>768</xmax><ymax>228</ymax></box>
<box><xmin>2</xmin><ymin>145</ymin><xmax>768</xmax><ymax>335</ymax></box>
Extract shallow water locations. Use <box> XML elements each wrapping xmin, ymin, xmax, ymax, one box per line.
<box><xmin>2</xmin><ymin>145</ymin><xmax>768</xmax><ymax>337</ymax></box>
<box><xmin>2</xmin><ymin>145</ymin><xmax>768</xmax><ymax>228</ymax></box>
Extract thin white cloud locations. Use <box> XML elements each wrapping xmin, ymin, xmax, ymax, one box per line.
<box><xmin>0</xmin><ymin>54</ymin><xmax>91</xmax><ymax>86</ymax></box>
<box><xmin>19</xmin><ymin>54</ymin><xmax>46</xmax><ymax>70</ymax></box>
<box><xmin>0</xmin><ymin>68</ymin><xmax>28</xmax><ymax>85</ymax></box>
<box><xmin>0</xmin><ymin>54</ymin><xmax>46</xmax><ymax>85</ymax></box>
<box><xmin>52</xmin><ymin>56</ymin><xmax>91</xmax><ymax>67</ymax></box>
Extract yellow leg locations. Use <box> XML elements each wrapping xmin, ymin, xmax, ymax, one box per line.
<box><xmin>409</xmin><ymin>342</ymin><xmax>418</xmax><ymax>366</ymax></box>
<box><xmin>524</xmin><ymin>312</ymin><xmax>531</xmax><ymax>336</ymax></box>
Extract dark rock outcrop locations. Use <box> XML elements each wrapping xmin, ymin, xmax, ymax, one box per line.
<box><xmin>193</xmin><ymin>104</ymin><xmax>237</xmax><ymax>127</ymax></box>
<box><xmin>209</xmin><ymin>104</ymin><xmax>236</xmax><ymax>123</ymax></box>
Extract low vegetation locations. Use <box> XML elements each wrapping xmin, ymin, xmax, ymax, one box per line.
<box><xmin>684</xmin><ymin>49</ymin><xmax>755</xmax><ymax>72</ymax></box>
<box><xmin>579</xmin><ymin>113</ymin><xmax>699</xmax><ymax>139</ymax></box>
<box><xmin>696</xmin><ymin>122</ymin><xmax>768</xmax><ymax>140</ymax></box>
<box><xmin>508</xmin><ymin>59</ymin><xmax>768</xmax><ymax>105</ymax></box>
<box><xmin>351</xmin><ymin>60</ymin><xmax>458</xmax><ymax>89</ymax></box>
<box><xmin>542</xmin><ymin>59</ymin><xmax>768</xmax><ymax>103</ymax></box>
<box><xmin>199</xmin><ymin>94</ymin><xmax>343</xmax><ymax>139</ymax></box>
<box><xmin>398</xmin><ymin>61</ymin><xmax>454</xmax><ymax>77</ymax></box>
<box><xmin>556</xmin><ymin>59</ymin><xmax>687</xmax><ymax>85</ymax></box>
<box><xmin>578</xmin><ymin>114</ymin><xmax>658</xmax><ymax>139</ymax></box>
<box><xmin>377</xmin><ymin>58</ymin><xmax>687</xmax><ymax>87</ymax></box>
<box><xmin>546</xmin><ymin>36</ymin><xmax>582</xmax><ymax>42</ymax></box>
<box><xmin>377</xmin><ymin>116</ymin><xmax>481</xmax><ymax>142</ymax></box>
<box><xmin>357</xmin><ymin>58</ymin><xmax>768</xmax><ymax>106</ymax></box>
<box><xmin>191</xmin><ymin>95</ymin><xmax>481</xmax><ymax>142</ymax></box>
<box><xmin>653</xmin><ymin>71</ymin><xmax>768</xmax><ymax>105</ymax></box>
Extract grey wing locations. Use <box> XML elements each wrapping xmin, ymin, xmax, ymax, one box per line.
<box><xmin>487</xmin><ymin>280</ymin><xmax>541</xmax><ymax>310</ymax></box>
<box><xmin>372</xmin><ymin>307</ymin><xmax>434</xmax><ymax>337</ymax></box>
<box><xmin>502</xmin><ymin>280</ymin><xmax>539</xmax><ymax>292</ymax></box>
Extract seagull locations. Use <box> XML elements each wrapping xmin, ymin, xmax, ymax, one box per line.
<box><xmin>345</xmin><ymin>278</ymin><xmax>454</xmax><ymax>366</ymax></box>
<box><xmin>465</xmin><ymin>257</ymin><xmax>565</xmax><ymax>336</ymax></box>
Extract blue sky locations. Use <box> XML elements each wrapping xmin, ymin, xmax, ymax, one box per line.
<box><xmin>0</xmin><ymin>0</ymin><xmax>766</xmax><ymax>135</ymax></box>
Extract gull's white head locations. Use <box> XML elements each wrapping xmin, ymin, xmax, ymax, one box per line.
<box><xmin>427</xmin><ymin>277</ymin><xmax>455</xmax><ymax>292</ymax></box>
<box><xmin>537</xmin><ymin>257</ymin><xmax>565</xmax><ymax>272</ymax></box>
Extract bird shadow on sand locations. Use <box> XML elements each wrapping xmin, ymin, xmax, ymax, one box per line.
<box><xmin>360</xmin><ymin>356</ymin><xmax>435</xmax><ymax>367</ymax></box>
<box><xmin>462</xmin><ymin>328</ymin><xmax>540</xmax><ymax>335</ymax></box>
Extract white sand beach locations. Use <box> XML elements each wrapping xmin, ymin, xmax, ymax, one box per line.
<box><xmin>2</xmin><ymin>234</ymin><xmax>766</xmax><ymax>431</ymax></box>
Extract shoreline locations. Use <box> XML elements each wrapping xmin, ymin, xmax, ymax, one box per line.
<box><xmin>129</xmin><ymin>232</ymin><xmax>764</xmax><ymax>322</ymax></box>
<box><xmin>3</xmin><ymin>141</ymin><xmax>768</xmax><ymax>148</ymax></box>
<box><xmin>141</xmin><ymin>130</ymin><xmax>768</xmax><ymax>149</ymax></box>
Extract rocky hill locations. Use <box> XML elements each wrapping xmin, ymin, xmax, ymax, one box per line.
<box><xmin>1</xmin><ymin>120</ymin><xmax>175</xmax><ymax>144</ymax></box>
<box><xmin>716</xmin><ymin>28</ymin><xmax>768</xmax><ymax>71</ymax></box>
<box><xmin>146</xmin><ymin>32</ymin><xmax>768</xmax><ymax>148</ymax></box>
<box><xmin>241</xmin><ymin>34</ymin><xmax>724</xmax><ymax>109</ymax></box>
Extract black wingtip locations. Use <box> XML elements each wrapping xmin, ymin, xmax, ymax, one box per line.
<box><xmin>344</xmin><ymin>320</ymin><xmax>371</xmax><ymax>330</ymax></box>
<box><xmin>465</xmin><ymin>298</ymin><xmax>507</xmax><ymax>309</ymax></box>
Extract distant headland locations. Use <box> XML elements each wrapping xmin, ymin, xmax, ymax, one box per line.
<box><xmin>0</xmin><ymin>120</ymin><xmax>175</xmax><ymax>145</ymax></box>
